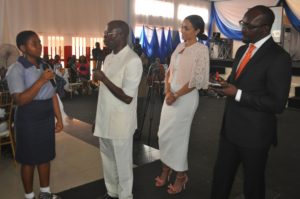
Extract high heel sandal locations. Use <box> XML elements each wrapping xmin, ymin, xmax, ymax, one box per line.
<box><xmin>167</xmin><ymin>174</ymin><xmax>188</xmax><ymax>194</ymax></box>
<box><xmin>155</xmin><ymin>168</ymin><xmax>172</xmax><ymax>187</ymax></box>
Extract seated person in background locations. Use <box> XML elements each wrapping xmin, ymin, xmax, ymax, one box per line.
<box><xmin>54</xmin><ymin>65</ymin><xmax>67</xmax><ymax>98</ymax></box>
<box><xmin>67</xmin><ymin>55</ymin><xmax>78</xmax><ymax>83</ymax></box>
<box><xmin>76</xmin><ymin>55</ymin><xmax>91</xmax><ymax>95</ymax></box>
<box><xmin>56</xmin><ymin>66</ymin><xmax>71</xmax><ymax>93</ymax></box>
<box><xmin>53</xmin><ymin>55</ymin><xmax>62</xmax><ymax>73</ymax></box>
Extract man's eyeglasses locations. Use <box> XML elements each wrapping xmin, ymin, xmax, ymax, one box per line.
<box><xmin>104</xmin><ymin>29</ymin><xmax>121</xmax><ymax>37</ymax></box>
<box><xmin>239</xmin><ymin>20</ymin><xmax>266</xmax><ymax>30</ymax></box>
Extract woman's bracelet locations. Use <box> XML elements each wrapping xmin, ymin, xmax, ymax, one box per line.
<box><xmin>173</xmin><ymin>92</ymin><xmax>179</xmax><ymax>99</ymax></box>
<box><xmin>165</xmin><ymin>90</ymin><xmax>171</xmax><ymax>95</ymax></box>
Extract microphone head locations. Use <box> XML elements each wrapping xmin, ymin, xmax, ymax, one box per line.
<box><xmin>39</xmin><ymin>57</ymin><xmax>53</xmax><ymax>70</ymax></box>
<box><xmin>37</xmin><ymin>57</ymin><xmax>45</xmax><ymax>63</ymax></box>
<box><xmin>37</xmin><ymin>57</ymin><xmax>57</xmax><ymax>88</ymax></box>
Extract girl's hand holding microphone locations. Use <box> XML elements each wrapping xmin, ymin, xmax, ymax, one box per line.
<box><xmin>39</xmin><ymin>69</ymin><xmax>55</xmax><ymax>84</ymax></box>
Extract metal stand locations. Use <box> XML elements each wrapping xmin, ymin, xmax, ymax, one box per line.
<box><xmin>134</xmin><ymin>76</ymin><xmax>164</xmax><ymax>146</ymax></box>
<box><xmin>209</xmin><ymin>39</ymin><xmax>233</xmax><ymax>59</ymax></box>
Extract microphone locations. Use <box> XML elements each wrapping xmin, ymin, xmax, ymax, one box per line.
<box><xmin>39</xmin><ymin>58</ymin><xmax>57</xmax><ymax>88</ymax></box>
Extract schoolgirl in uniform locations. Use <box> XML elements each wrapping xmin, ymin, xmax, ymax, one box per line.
<box><xmin>6</xmin><ymin>30</ymin><xmax>63</xmax><ymax>199</ymax></box>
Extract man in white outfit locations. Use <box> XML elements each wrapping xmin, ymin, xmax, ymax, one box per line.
<box><xmin>93</xmin><ymin>20</ymin><xmax>143</xmax><ymax>199</ymax></box>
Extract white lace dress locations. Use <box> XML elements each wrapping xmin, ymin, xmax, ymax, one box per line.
<box><xmin>158</xmin><ymin>42</ymin><xmax>209</xmax><ymax>171</ymax></box>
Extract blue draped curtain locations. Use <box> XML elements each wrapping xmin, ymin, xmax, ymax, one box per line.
<box><xmin>139</xmin><ymin>26</ymin><xmax>151</xmax><ymax>57</ymax></box>
<box><xmin>208</xmin><ymin>0</ymin><xmax>300</xmax><ymax>42</ymax></box>
<box><xmin>166</xmin><ymin>28</ymin><xmax>173</xmax><ymax>57</ymax></box>
<box><xmin>172</xmin><ymin>30</ymin><xmax>181</xmax><ymax>51</ymax></box>
<box><xmin>208</xmin><ymin>2</ymin><xmax>242</xmax><ymax>41</ymax></box>
<box><xmin>129</xmin><ymin>27</ymin><xmax>135</xmax><ymax>46</ymax></box>
<box><xmin>139</xmin><ymin>26</ymin><xmax>175</xmax><ymax>63</ymax></box>
<box><xmin>281</xmin><ymin>0</ymin><xmax>300</xmax><ymax>32</ymax></box>
<box><xmin>149</xmin><ymin>27</ymin><xmax>160</xmax><ymax>61</ymax></box>
<box><xmin>160</xmin><ymin>28</ymin><xmax>167</xmax><ymax>63</ymax></box>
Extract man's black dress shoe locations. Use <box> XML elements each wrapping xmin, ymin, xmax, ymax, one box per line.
<box><xmin>102</xmin><ymin>193</ymin><xmax>118</xmax><ymax>199</ymax></box>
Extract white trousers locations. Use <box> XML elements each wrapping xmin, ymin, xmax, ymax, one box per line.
<box><xmin>99</xmin><ymin>137</ymin><xmax>133</xmax><ymax>199</ymax></box>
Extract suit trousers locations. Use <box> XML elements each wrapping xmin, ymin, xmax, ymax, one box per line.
<box><xmin>211</xmin><ymin>135</ymin><xmax>270</xmax><ymax>199</ymax></box>
<box><xmin>99</xmin><ymin>137</ymin><xmax>133</xmax><ymax>199</ymax></box>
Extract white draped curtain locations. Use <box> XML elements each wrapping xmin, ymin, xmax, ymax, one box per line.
<box><xmin>214</xmin><ymin>0</ymin><xmax>279</xmax><ymax>30</ymax></box>
<box><xmin>1</xmin><ymin>0</ymin><xmax>299</xmax><ymax>59</ymax></box>
<box><xmin>132</xmin><ymin>0</ymin><xmax>210</xmax><ymax>29</ymax></box>
<box><xmin>0</xmin><ymin>0</ymin><xmax>131</xmax><ymax>45</ymax></box>
<box><xmin>213</xmin><ymin>0</ymin><xmax>300</xmax><ymax>60</ymax></box>
<box><xmin>287</xmin><ymin>0</ymin><xmax>300</xmax><ymax>18</ymax></box>
<box><xmin>0</xmin><ymin>0</ymin><xmax>210</xmax><ymax>45</ymax></box>
<box><xmin>285</xmin><ymin>0</ymin><xmax>300</xmax><ymax>60</ymax></box>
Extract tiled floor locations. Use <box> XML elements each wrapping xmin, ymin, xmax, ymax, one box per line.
<box><xmin>0</xmin><ymin>118</ymin><xmax>160</xmax><ymax>199</ymax></box>
<box><xmin>63</xmin><ymin>117</ymin><xmax>160</xmax><ymax>166</ymax></box>
<box><xmin>0</xmin><ymin>131</ymin><xmax>103</xmax><ymax>198</ymax></box>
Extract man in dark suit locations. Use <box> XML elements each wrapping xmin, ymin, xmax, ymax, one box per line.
<box><xmin>210</xmin><ymin>5</ymin><xmax>292</xmax><ymax>199</ymax></box>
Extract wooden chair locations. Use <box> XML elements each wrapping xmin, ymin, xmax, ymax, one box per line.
<box><xmin>0</xmin><ymin>91</ymin><xmax>16</xmax><ymax>160</ymax></box>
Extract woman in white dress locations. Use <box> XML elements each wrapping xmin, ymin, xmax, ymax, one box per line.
<box><xmin>155</xmin><ymin>15</ymin><xmax>209</xmax><ymax>194</ymax></box>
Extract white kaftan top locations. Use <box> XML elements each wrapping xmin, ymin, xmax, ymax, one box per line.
<box><xmin>93</xmin><ymin>45</ymin><xmax>143</xmax><ymax>139</ymax></box>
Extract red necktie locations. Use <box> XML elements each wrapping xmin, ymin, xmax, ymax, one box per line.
<box><xmin>235</xmin><ymin>44</ymin><xmax>256</xmax><ymax>79</ymax></box>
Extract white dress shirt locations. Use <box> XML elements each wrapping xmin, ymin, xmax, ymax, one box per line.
<box><xmin>235</xmin><ymin>34</ymin><xmax>272</xmax><ymax>102</ymax></box>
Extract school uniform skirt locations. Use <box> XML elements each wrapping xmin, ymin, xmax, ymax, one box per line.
<box><xmin>15</xmin><ymin>98</ymin><xmax>55</xmax><ymax>165</ymax></box>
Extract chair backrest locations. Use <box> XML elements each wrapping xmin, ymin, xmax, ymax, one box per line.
<box><xmin>0</xmin><ymin>91</ymin><xmax>12</xmax><ymax>105</ymax></box>
<box><xmin>0</xmin><ymin>91</ymin><xmax>13</xmax><ymax>122</ymax></box>
<box><xmin>0</xmin><ymin>91</ymin><xmax>15</xmax><ymax>161</ymax></box>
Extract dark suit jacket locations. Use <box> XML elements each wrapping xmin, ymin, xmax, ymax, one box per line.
<box><xmin>222</xmin><ymin>37</ymin><xmax>292</xmax><ymax>148</ymax></box>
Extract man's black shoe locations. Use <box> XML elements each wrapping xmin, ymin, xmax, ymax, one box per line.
<box><xmin>102</xmin><ymin>193</ymin><xmax>118</xmax><ymax>199</ymax></box>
